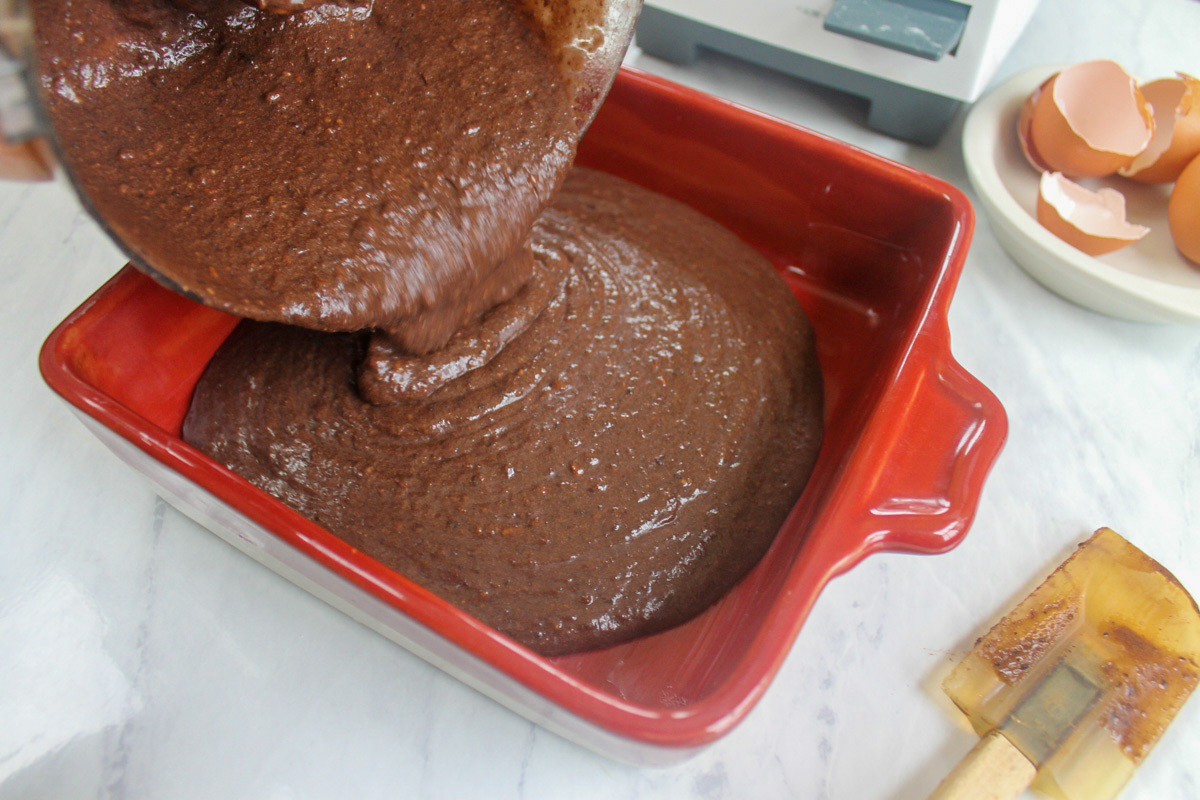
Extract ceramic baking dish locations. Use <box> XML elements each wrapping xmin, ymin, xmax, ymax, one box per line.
<box><xmin>40</xmin><ymin>66</ymin><xmax>1006</xmax><ymax>765</ymax></box>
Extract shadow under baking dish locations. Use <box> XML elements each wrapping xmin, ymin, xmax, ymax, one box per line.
<box><xmin>40</xmin><ymin>66</ymin><xmax>1007</xmax><ymax>765</ymax></box>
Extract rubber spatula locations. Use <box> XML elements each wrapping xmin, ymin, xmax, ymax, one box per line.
<box><xmin>928</xmin><ymin>527</ymin><xmax>1199</xmax><ymax>800</ymax></box>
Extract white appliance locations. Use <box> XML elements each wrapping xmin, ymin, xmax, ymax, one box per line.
<box><xmin>637</xmin><ymin>0</ymin><xmax>1040</xmax><ymax>144</ymax></box>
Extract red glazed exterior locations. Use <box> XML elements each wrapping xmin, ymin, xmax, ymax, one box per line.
<box><xmin>40</xmin><ymin>67</ymin><xmax>1006</xmax><ymax>754</ymax></box>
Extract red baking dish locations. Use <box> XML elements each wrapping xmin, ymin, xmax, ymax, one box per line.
<box><xmin>40</xmin><ymin>66</ymin><xmax>1006</xmax><ymax>764</ymax></box>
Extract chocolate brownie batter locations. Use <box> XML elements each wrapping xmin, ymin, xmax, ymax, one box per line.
<box><xmin>35</xmin><ymin>0</ymin><xmax>824</xmax><ymax>654</ymax></box>
<box><xmin>32</xmin><ymin>0</ymin><xmax>576</xmax><ymax>342</ymax></box>
<box><xmin>245</xmin><ymin>0</ymin><xmax>325</xmax><ymax>14</ymax></box>
<box><xmin>184</xmin><ymin>169</ymin><xmax>824</xmax><ymax>655</ymax></box>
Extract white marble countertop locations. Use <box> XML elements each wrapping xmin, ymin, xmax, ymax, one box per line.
<box><xmin>3</xmin><ymin>1</ymin><xmax>1199</xmax><ymax>798</ymax></box>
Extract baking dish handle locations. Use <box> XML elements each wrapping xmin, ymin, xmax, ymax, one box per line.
<box><xmin>850</xmin><ymin>349</ymin><xmax>1007</xmax><ymax>560</ymax></box>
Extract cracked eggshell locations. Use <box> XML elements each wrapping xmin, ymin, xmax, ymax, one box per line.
<box><xmin>1168</xmin><ymin>154</ymin><xmax>1200</xmax><ymax>265</ymax></box>
<box><xmin>1017</xmin><ymin>76</ymin><xmax>1055</xmax><ymax>172</ymax></box>
<box><xmin>1120</xmin><ymin>73</ymin><xmax>1200</xmax><ymax>184</ymax></box>
<box><xmin>1029</xmin><ymin>60</ymin><xmax>1154</xmax><ymax>179</ymax></box>
<box><xmin>1037</xmin><ymin>171</ymin><xmax>1149</xmax><ymax>256</ymax></box>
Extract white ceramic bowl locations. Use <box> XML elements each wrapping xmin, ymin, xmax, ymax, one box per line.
<box><xmin>963</xmin><ymin>65</ymin><xmax>1200</xmax><ymax>324</ymax></box>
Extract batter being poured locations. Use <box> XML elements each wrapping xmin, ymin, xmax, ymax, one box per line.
<box><xmin>33</xmin><ymin>0</ymin><xmax>577</xmax><ymax>345</ymax></box>
<box><xmin>34</xmin><ymin>0</ymin><xmax>824</xmax><ymax>655</ymax></box>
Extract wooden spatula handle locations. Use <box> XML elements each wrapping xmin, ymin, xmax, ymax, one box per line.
<box><xmin>927</xmin><ymin>731</ymin><xmax>1038</xmax><ymax>800</ymax></box>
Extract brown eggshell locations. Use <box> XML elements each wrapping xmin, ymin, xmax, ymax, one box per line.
<box><xmin>1168</xmin><ymin>153</ymin><xmax>1200</xmax><ymax>265</ymax></box>
<box><xmin>1030</xmin><ymin>60</ymin><xmax>1154</xmax><ymax>179</ymax></box>
<box><xmin>1017</xmin><ymin>76</ymin><xmax>1055</xmax><ymax>172</ymax></box>
<box><xmin>1037</xmin><ymin>171</ymin><xmax>1149</xmax><ymax>256</ymax></box>
<box><xmin>1121</xmin><ymin>73</ymin><xmax>1200</xmax><ymax>184</ymax></box>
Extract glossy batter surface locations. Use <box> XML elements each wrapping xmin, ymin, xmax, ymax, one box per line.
<box><xmin>32</xmin><ymin>0</ymin><xmax>575</xmax><ymax>340</ymax></box>
<box><xmin>184</xmin><ymin>169</ymin><xmax>824</xmax><ymax>655</ymax></box>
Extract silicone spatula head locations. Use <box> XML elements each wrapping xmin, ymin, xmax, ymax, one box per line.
<box><xmin>940</xmin><ymin>528</ymin><xmax>1200</xmax><ymax>800</ymax></box>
